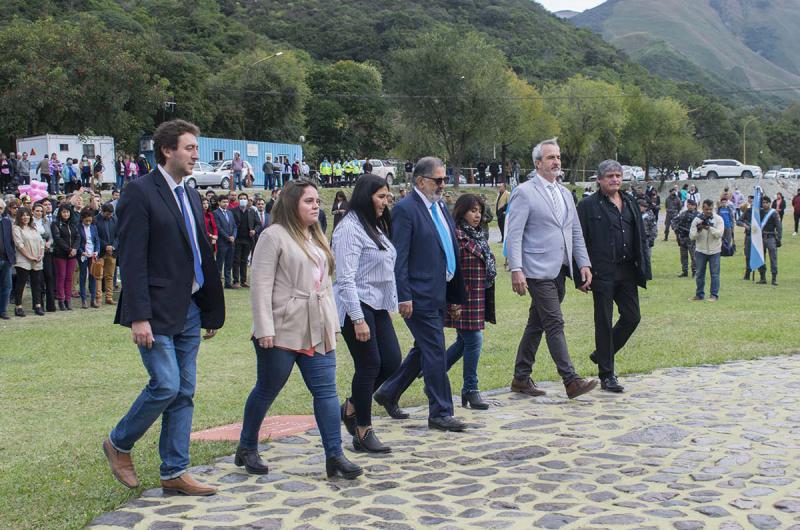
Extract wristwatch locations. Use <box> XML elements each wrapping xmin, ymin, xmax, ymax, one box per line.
<box><xmin>352</xmin><ymin>319</ymin><xmax>365</xmax><ymax>325</ymax></box>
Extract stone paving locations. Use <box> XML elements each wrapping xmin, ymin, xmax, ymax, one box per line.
<box><xmin>89</xmin><ymin>355</ymin><xmax>800</xmax><ymax>529</ymax></box>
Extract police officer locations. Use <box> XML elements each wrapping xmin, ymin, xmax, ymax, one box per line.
<box><xmin>737</xmin><ymin>196</ymin><xmax>754</xmax><ymax>280</ymax></box>
<box><xmin>319</xmin><ymin>157</ymin><xmax>332</xmax><ymax>185</ymax></box>
<box><xmin>756</xmin><ymin>195</ymin><xmax>781</xmax><ymax>286</ymax></box>
<box><xmin>333</xmin><ymin>159</ymin><xmax>343</xmax><ymax>185</ymax></box>
<box><xmin>664</xmin><ymin>186</ymin><xmax>682</xmax><ymax>241</ymax></box>
<box><xmin>671</xmin><ymin>199</ymin><xmax>699</xmax><ymax>277</ymax></box>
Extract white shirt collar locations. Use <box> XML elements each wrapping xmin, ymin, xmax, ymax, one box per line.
<box><xmin>158</xmin><ymin>164</ymin><xmax>183</xmax><ymax>191</ymax></box>
<box><xmin>414</xmin><ymin>186</ymin><xmax>437</xmax><ymax>209</ymax></box>
<box><xmin>537</xmin><ymin>172</ymin><xmax>559</xmax><ymax>189</ymax></box>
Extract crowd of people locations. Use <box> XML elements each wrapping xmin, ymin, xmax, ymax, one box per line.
<box><xmin>0</xmin><ymin>190</ymin><xmax>121</xmax><ymax>318</ymax></box>
<box><xmin>3</xmin><ymin>120</ymin><xmax>792</xmax><ymax>496</ymax></box>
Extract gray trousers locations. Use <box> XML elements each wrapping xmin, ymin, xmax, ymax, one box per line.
<box><xmin>759</xmin><ymin>236</ymin><xmax>778</xmax><ymax>276</ymax></box>
<box><xmin>513</xmin><ymin>268</ymin><xmax>578</xmax><ymax>384</ymax></box>
<box><xmin>678</xmin><ymin>238</ymin><xmax>696</xmax><ymax>274</ymax></box>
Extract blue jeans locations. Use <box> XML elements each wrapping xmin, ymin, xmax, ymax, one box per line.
<box><xmin>264</xmin><ymin>172</ymin><xmax>273</xmax><ymax>190</ymax></box>
<box><xmin>446</xmin><ymin>329</ymin><xmax>483</xmax><ymax>394</ymax></box>
<box><xmin>240</xmin><ymin>343</ymin><xmax>342</xmax><ymax>458</ymax></box>
<box><xmin>110</xmin><ymin>300</ymin><xmax>201</xmax><ymax>479</ymax></box>
<box><xmin>0</xmin><ymin>258</ymin><xmax>12</xmax><ymax>314</ymax></box>
<box><xmin>78</xmin><ymin>259</ymin><xmax>96</xmax><ymax>302</ymax></box>
<box><xmin>233</xmin><ymin>170</ymin><xmax>243</xmax><ymax>191</ymax></box>
<box><xmin>695</xmin><ymin>251</ymin><xmax>720</xmax><ymax>299</ymax></box>
<box><xmin>116</xmin><ymin>172</ymin><xmax>124</xmax><ymax>190</ymax></box>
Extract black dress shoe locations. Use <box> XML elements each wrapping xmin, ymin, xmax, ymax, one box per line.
<box><xmin>373</xmin><ymin>391</ymin><xmax>409</xmax><ymax>420</ymax></box>
<box><xmin>589</xmin><ymin>352</ymin><xmax>598</xmax><ymax>364</ymax></box>
<box><xmin>34</xmin><ymin>306</ymin><xmax>45</xmax><ymax>316</ymax></box>
<box><xmin>353</xmin><ymin>428</ymin><xmax>391</xmax><ymax>453</ymax></box>
<box><xmin>58</xmin><ymin>300</ymin><xmax>65</xmax><ymax>311</ymax></box>
<box><xmin>677</xmin><ymin>272</ymin><xmax>688</xmax><ymax>277</ymax></box>
<box><xmin>428</xmin><ymin>416</ymin><xmax>467</xmax><ymax>432</ymax></box>
<box><xmin>0</xmin><ymin>313</ymin><xmax>9</xmax><ymax>320</ymax></box>
<box><xmin>600</xmin><ymin>376</ymin><xmax>625</xmax><ymax>393</ymax></box>
<box><xmin>326</xmin><ymin>454</ymin><xmax>363</xmax><ymax>479</ymax></box>
<box><xmin>14</xmin><ymin>307</ymin><xmax>25</xmax><ymax>317</ymax></box>
<box><xmin>234</xmin><ymin>446</ymin><xmax>269</xmax><ymax>474</ymax></box>
<box><xmin>341</xmin><ymin>399</ymin><xmax>356</xmax><ymax>436</ymax></box>
<box><xmin>461</xmin><ymin>390</ymin><xmax>489</xmax><ymax>410</ymax></box>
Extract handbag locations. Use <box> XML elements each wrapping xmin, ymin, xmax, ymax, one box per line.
<box><xmin>721</xmin><ymin>238</ymin><xmax>736</xmax><ymax>257</ymax></box>
<box><xmin>90</xmin><ymin>257</ymin><xmax>104</xmax><ymax>279</ymax></box>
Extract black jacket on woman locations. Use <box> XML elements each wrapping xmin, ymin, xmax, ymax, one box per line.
<box><xmin>51</xmin><ymin>219</ymin><xmax>80</xmax><ymax>259</ymax></box>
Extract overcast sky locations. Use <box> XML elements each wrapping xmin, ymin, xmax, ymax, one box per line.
<box><xmin>535</xmin><ymin>0</ymin><xmax>605</xmax><ymax>12</ymax></box>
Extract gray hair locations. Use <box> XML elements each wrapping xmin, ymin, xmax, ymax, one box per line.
<box><xmin>532</xmin><ymin>137</ymin><xmax>559</xmax><ymax>163</ymax></box>
<box><xmin>413</xmin><ymin>156</ymin><xmax>445</xmax><ymax>183</ymax></box>
<box><xmin>597</xmin><ymin>160</ymin><xmax>623</xmax><ymax>178</ymax></box>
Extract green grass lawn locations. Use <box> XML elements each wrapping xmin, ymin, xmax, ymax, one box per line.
<box><xmin>1</xmin><ymin>187</ymin><xmax>797</xmax><ymax>529</ymax></box>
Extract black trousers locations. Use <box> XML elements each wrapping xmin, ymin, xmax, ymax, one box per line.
<box><xmin>216</xmin><ymin>243</ymin><xmax>234</xmax><ymax>286</ymax></box>
<box><xmin>497</xmin><ymin>213</ymin><xmax>506</xmax><ymax>242</ymax></box>
<box><xmin>233</xmin><ymin>239</ymin><xmax>251</xmax><ymax>284</ymax></box>
<box><xmin>590</xmin><ymin>264</ymin><xmax>641</xmax><ymax>379</ymax></box>
<box><xmin>513</xmin><ymin>268</ymin><xmax>578</xmax><ymax>384</ymax></box>
<box><xmin>14</xmin><ymin>267</ymin><xmax>43</xmax><ymax>307</ymax></box>
<box><xmin>42</xmin><ymin>253</ymin><xmax>56</xmax><ymax>311</ymax></box>
<box><xmin>341</xmin><ymin>303</ymin><xmax>402</xmax><ymax>427</ymax></box>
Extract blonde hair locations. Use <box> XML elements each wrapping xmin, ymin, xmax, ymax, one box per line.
<box><xmin>270</xmin><ymin>180</ymin><xmax>334</xmax><ymax>275</ymax></box>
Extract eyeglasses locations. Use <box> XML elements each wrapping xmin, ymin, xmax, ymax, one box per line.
<box><xmin>423</xmin><ymin>176</ymin><xmax>449</xmax><ymax>185</ymax></box>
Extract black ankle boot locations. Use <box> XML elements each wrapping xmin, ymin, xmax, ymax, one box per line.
<box><xmin>326</xmin><ymin>454</ymin><xmax>363</xmax><ymax>479</ymax></box>
<box><xmin>58</xmin><ymin>300</ymin><xmax>65</xmax><ymax>311</ymax></box>
<box><xmin>743</xmin><ymin>270</ymin><xmax>750</xmax><ymax>281</ymax></box>
<box><xmin>234</xmin><ymin>446</ymin><xmax>269</xmax><ymax>474</ymax></box>
<box><xmin>353</xmin><ymin>428</ymin><xmax>391</xmax><ymax>453</ymax></box>
<box><xmin>340</xmin><ymin>399</ymin><xmax>356</xmax><ymax>436</ymax></box>
<box><xmin>34</xmin><ymin>306</ymin><xmax>45</xmax><ymax>316</ymax></box>
<box><xmin>771</xmin><ymin>274</ymin><xmax>778</xmax><ymax>286</ymax></box>
<box><xmin>65</xmin><ymin>300</ymin><xmax>72</xmax><ymax>310</ymax></box>
<box><xmin>461</xmin><ymin>390</ymin><xmax>489</xmax><ymax>410</ymax></box>
<box><xmin>14</xmin><ymin>307</ymin><xmax>25</xmax><ymax>317</ymax></box>
<box><xmin>757</xmin><ymin>273</ymin><xmax>767</xmax><ymax>284</ymax></box>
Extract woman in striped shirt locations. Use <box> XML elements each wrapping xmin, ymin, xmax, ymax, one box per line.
<box><xmin>333</xmin><ymin>174</ymin><xmax>400</xmax><ymax>454</ymax></box>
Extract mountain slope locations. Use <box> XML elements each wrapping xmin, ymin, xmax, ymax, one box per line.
<box><xmin>572</xmin><ymin>0</ymin><xmax>800</xmax><ymax>101</ymax></box>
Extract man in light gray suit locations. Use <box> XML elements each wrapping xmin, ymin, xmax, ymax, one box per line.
<box><xmin>506</xmin><ymin>138</ymin><xmax>598</xmax><ymax>399</ymax></box>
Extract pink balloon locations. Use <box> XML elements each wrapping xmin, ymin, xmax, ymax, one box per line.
<box><xmin>18</xmin><ymin>185</ymin><xmax>31</xmax><ymax>195</ymax></box>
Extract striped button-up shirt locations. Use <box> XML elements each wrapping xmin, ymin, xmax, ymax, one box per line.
<box><xmin>332</xmin><ymin>212</ymin><xmax>398</xmax><ymax>326</ymax></box>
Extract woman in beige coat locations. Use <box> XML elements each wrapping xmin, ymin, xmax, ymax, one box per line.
<box><xmin>12</xmin><ymin>206</ymin><xmax>45</xmax><ymax>317</ymax></box>
<box><xmin>235</xmin><ymin>180</ymin><xmax>363</xmax><ymax>480</ymax></box>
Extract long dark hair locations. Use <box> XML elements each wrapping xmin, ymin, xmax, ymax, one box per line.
<box><xmin>342</xmin><ymin>174</ymin><xmax>391</xmax><ymax>249</ymax></box>
<box><xmin>452</xmin><ymin>193</ymin><xmax>484</xmax><ymax>226</ymax></box>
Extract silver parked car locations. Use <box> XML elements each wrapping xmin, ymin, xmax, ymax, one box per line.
<box><xmin>184</xmin><ymin>161</ymin><xmax>223</xmax><ymax>189</ymax></box>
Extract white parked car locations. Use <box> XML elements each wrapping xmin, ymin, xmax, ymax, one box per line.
<box><xmin>692</xmin><ymin>159</ymin><xmax>761</xmax><ymax>179</ymax></box>
<box><xmin>184</xmin><ymin>161</ymin><xmax>224</xmax><ymax>189</ymax></box>
<box><xmin>764</xmin><ymin>170</ymin><xmax>779</xmax><ymax>179</ymax></box>
<box><xmin>629</xmin><ymin>166</ymin><xmax>645</xmax><ymax>181</ymax></box>
<box><xmin>359</xmin><ymin>159</ymin><xmax>395</xmax><ymax>184</ymax></box>
<box><xmin>777</xmin><ymin>168</ymin><xmax>797</xmax><ymax>178</ymax></box>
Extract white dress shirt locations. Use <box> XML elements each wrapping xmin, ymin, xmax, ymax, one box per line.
<box><xmin>158</xmin><ymin>165</ymin><xmax>201</xmax><ymax>293</ymax></box>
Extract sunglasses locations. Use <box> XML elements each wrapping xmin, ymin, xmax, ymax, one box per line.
<box><xmin>423</xmin><ymin>176</ymin><xmax>449</xmax><ymax>185</ymax></box>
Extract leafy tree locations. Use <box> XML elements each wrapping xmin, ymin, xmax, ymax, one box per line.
<box><xmin>306</xmin><ymin>61</ymin><xmax>394</xmax><ymax>159</ymax></box>
<box><xmin>489</xmin><ymin>74</ymin><xmax>559</xmax><ymax>180</ymax></box>
<box><xmin>0</xmin><ymin>17</ymin><xmax>166</xmax><ymax>150</ymax></box>
<box><xmin>546</xmin><ymin>75</ymin><xmax>627</xmax><ymax>183</ymax></box>
<box><xmin>620</xmin><ymin>90</ymin><xmax>698</xmax><ymax>181</ymax></box>
<box><xmin>389</xmin><ymin>30</ymin><xmax>510</xmax><ymax>188</ymax></box>
<box><xmin>207</xmin><ymin>50</ymin><xmax>310</xmax><ymax>143</ymax></box>
<box><xmin>764</xmin><ymin>104</ymin><xmax>800</xmax><ymax>165</ymax></box>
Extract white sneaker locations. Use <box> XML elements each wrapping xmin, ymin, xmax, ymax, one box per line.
<box><xmin>793</xmin><ymin>232</ymin><xmax>797</xmax><ymax>236</ymax></box>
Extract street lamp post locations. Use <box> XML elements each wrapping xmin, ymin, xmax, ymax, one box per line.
<box><xmin>742</xmin><ymin>116</ymin><xmax>757</xmax><ymax>164</ymax></box>
<box><xmin>252</xmin><ymin>51</ymin><xmax>283</xmax><ymax>67</ymax></box>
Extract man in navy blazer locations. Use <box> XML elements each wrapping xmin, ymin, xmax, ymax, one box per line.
<box><xmin>375</xmin><ymin>157</ymin><xmax>467</xmax><ymax>432</ymax></box>
<box><xmin>104</xmin><ymin>120</ymin><xmax>224</xmax><ymax>496</ymax></box>
<box><xmin>0</xmin><ymin>198</ymin><xmax>16</xmax><ymax>319</ymax></box>
<box><xmin>213</xmin><ymin>195</ymin><xmax>236</xmax><ymax>288</ymax></box>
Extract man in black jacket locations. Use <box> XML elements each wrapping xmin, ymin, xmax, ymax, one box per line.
<box><xmin>105</xmin><ymin>120</ymin><xmax>224</xmax><ymax>496</ymax></box>
<box><xmin>95</xmin><ymin>203</ymin><xmax>119</xmax><ymax>305</ymax></box>
<box><xmin>577</xmin><ymin>160</ymin><xmax>647</xmax><ymax>393</ymax></box>
<box><xmin>232</xmin><ymin>192</ymin><xmax>257</xmax><ymax>288</ymax></box>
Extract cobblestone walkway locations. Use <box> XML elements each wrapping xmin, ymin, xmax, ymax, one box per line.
<box><xmin>90</xmin><ymin>356</ymin><xmax>800</xmax><ymax>529</ymax></box>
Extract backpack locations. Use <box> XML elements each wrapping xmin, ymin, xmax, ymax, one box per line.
<box><xmin>721</xmin><ymin>238</ymin><xmax>736</xmax><ymax>257</ymax></box>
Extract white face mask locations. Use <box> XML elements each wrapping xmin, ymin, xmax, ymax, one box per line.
<box><xmin>239</xmin><ymin>199</ymin><xmax>248</xmax><ymax>208</ymax></box>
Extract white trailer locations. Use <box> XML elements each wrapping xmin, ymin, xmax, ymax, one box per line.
<box><xmin>16</xmin><ymin>134</ymin><xmax>116</xmax><ymax>186</ymax></box>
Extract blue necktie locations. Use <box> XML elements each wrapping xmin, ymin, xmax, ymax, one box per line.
<box><xmin>174</xmin><ymin>186</ymin><xmax>204</xmax><ymax>288</ymax></box>
<box><xmin>430</xmin><ymin>202</ymin><xmax>456</xmax><ymax>278</ymax></box>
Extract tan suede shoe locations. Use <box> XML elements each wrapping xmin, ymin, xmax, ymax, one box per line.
<box><xmin>161</xmin><ymin>473</ymin><xmax>217</xmax><ymax>496</ymax></box>
<box><xmin>102</xmin><ymin>438</ymin><xmax>139</xmax><ymax>488</ymax></box>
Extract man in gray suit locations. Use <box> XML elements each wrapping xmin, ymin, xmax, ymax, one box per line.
<box><xmin>506</xmin><ymin>138</ymin><xmax>598</xmax><ymax>399</ymax></box>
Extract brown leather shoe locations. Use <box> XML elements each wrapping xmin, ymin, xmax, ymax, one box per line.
<box><xmin>565</xmin><ymin>377</ymin><xmax>598</xmax><ymax>399</ymax></box>
<box><xmin>161</xmin><ymin>473</ymin><xmax>217</xmax><ymax>496</ymax></box>
<box><xmin>510</xmin><ymin>377</ymin><xmax>546</xmax><ymax>396</ymax></box>
<box><xmin>103</xmin><ymin>438</ymin><xmax>139</xmax><ymax>488</ymax></box>
<box><xmin>91</xmin><ymin>300</ymin><xmax>100</xmax><ymax>308</ymax></box>
<box><xmin>105</xmin><ymin>298</ymin><xmax>116</xmax><ymax>305</ymax></box>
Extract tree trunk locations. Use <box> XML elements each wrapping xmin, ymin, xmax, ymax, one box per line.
<box><xmin>500</xmin><ymin>142</ymin><xmax>509</xmax><ymax>184</ymax></box>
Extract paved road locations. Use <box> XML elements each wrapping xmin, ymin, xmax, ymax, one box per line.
<box><xmin>90</xmin><ymin>356</ymin><xmax>800</xmax><ymax>529</ymax></box>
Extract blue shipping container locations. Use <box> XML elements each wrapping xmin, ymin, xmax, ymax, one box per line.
<box><xmin>198</xmin><ymin>137</ymin><xmax>303</xmax><ymax>187</ymax></box>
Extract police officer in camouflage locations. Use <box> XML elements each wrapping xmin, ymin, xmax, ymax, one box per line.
<box><xmin>756</xmin><ymin>195</ymin><xmax>781</xmax><ymax>286</ymax></box>
<box><xmin>664</xmin><ymin>186</ymin><xmax>682</xmax><ymax>241</ymax></box>
<box><xmin>671</xmin><ymin>199</ymin><xmax>700</xmax><ymax>277</ymax></box>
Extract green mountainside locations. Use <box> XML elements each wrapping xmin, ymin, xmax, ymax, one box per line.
<box><xmin>572</xmin><ymin>0</ymin><xmax>800</xmax><ymax>102</ymax></box>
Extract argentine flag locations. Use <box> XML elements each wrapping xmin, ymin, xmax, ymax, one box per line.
<box><xmin>749</xmin><ymin>185</ymin><xmax>765</xmax><ymax>271</ymax></box>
